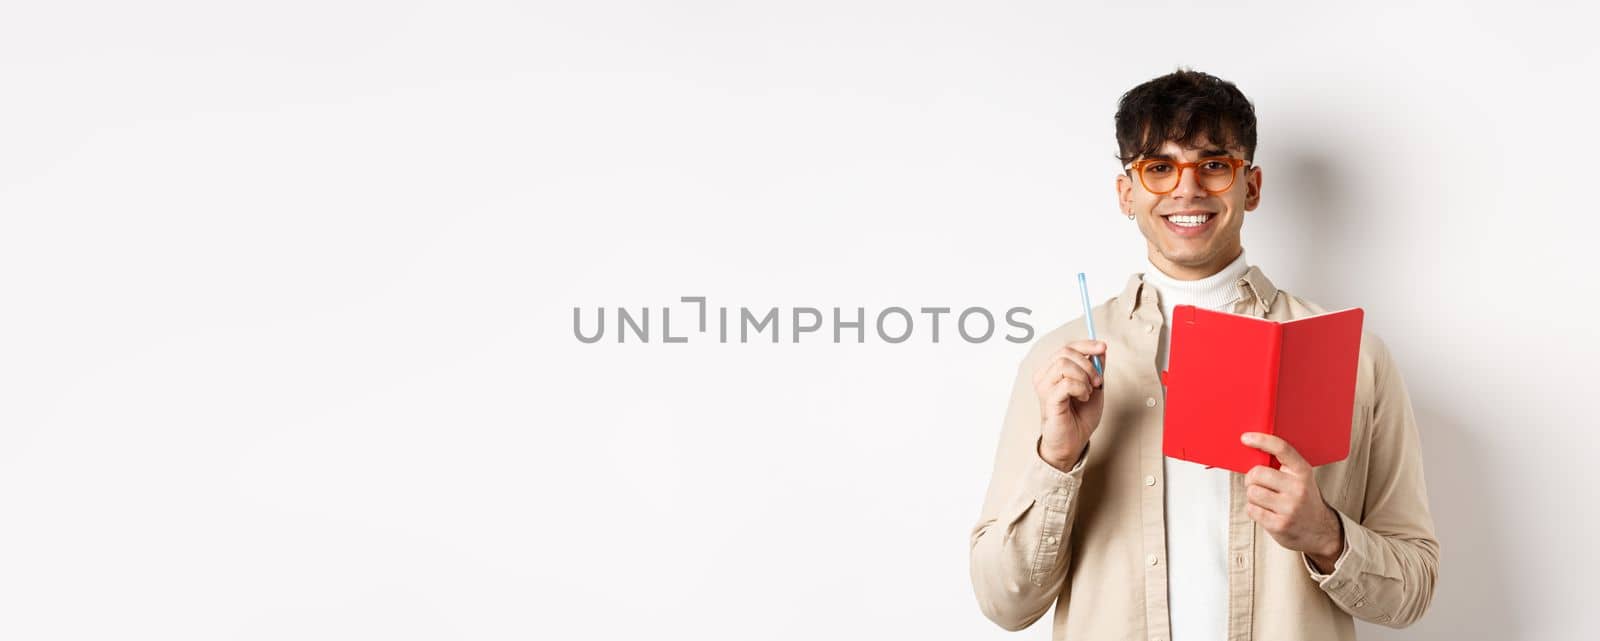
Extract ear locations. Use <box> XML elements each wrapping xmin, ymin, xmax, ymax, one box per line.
<box><xmin>1116</xmin><ymin>172</ymin><xmax>1134</xmax><ymax>217</ymax></box>
<box><xmin>1244</xmin><ymin>165</ymin><xmax>1263</xmax><ymax>211</ymax></box>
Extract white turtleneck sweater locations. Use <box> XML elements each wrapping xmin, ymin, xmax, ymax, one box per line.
<box><xmin>1140</xmin><ymin>249</ymin><xmax>1252</xmax><ymax>641</ymax></box>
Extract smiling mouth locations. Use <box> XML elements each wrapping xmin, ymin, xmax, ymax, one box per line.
<box><xmin>1163</xmin><ymin>212</ymin><xmax>1215</xmax><ymax>227</ymax></box>
<box><xmin>1159</xmin><ymin>211</ymin><xmax>1217</xmax><ymax>236</ymax></box>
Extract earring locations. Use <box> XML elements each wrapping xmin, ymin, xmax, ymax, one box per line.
<box><xmin>1126</xmin><ymin>213</ymin><xmax>1135</xmax><ymax>221</ymax></box>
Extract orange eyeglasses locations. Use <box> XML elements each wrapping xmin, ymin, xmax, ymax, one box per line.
<box><xmin>1124</xmin><ymin>157</ymin><xmax>1252</xmax><ymax>195</ymax></box>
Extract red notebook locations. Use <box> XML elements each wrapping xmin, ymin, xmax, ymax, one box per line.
<box><xmin>1159</xmin><ymin>305</ymin><xmax>1363</xmax><ymax>474</ymax></box>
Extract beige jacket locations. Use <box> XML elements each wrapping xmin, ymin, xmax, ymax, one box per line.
<box><xmin>970</xmin><ymin>265</ymin><xmax>1439</xmax><ymax>640</ymax></box>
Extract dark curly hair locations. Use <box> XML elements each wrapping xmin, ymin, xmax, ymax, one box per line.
<box><xmin>1115</xmin><ymin>69</ymin><xmax>1257</xmax><ymax>167</ymax></box>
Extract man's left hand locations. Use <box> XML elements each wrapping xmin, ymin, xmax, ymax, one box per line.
<box><xmin>1240</xmin><ymin>432</ymin><xmax>1345</xmax><ymax>573</ymax></box>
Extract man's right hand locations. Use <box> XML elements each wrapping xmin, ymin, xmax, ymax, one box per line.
<box><xmin>1031</xmin><ymin>340</ymin><xmax>1108</xmax><ymax>471</ymax></box>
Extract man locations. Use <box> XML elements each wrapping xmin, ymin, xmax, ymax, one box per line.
<box><xmin>969</xmin><ymin>70</ymin><xmax>1439</xmax><ymax>641</ymax></box>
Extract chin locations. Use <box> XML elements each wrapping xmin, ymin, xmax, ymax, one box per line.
<box><xmin>1160</xmin><ymin>249</ymin><xmax>1214</xmax><ymax>264</ymax></box>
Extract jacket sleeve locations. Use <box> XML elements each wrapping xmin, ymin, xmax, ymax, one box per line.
<box><xmin>1305</xmin><ymin>335</ymin><xmax>1440</xmax><ymax>628</ymax></box>
<box><xmin>969</xmin><ymin>353</ymin><xmax>1088</xmax><ymax>631</ymax></box>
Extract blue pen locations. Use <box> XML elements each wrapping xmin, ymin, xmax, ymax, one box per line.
<box><xmin>1076</xmin><ymin>272</ymin><xmax>1104</xmax><ymax>375</ymax></box>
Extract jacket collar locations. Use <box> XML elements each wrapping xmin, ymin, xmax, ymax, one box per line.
<box><xmin>1119</xmin><ymin>262</ymin><xmax>1279</xmax><ymax>319</ymax></box>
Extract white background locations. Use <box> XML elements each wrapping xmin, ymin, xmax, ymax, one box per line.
<box><xmin>2</xmin><ymin>1</ymin><xmax>1596</xmax><ymax>639</ymax></box>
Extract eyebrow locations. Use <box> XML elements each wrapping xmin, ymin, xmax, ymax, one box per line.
<box><xmin>1143</xmin><ymin>147</ymin><xmax>1233</xmax><ymax>161</ymax></box>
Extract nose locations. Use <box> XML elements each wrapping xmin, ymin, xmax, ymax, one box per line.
<box><xmin>1169</xmin><ymin>164</ymin><xmax>1207</xmax><ymax>200</ymax></box>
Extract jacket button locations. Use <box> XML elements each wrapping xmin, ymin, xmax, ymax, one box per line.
<box><xmin>1147</xmin><ymin>554</ymin><xmax>1160</xmax><ymax>566</ymax></box>
<box><xmin>1145</xmin><ymin>397</ymin><xmax>1157</xmax><ymax>407</ymax></box>
<box><xmin>1144</xmin><ymin>475</ymin><xmax>1156</xmax><ymax>486</ymax></box>
<box><xmin>1146</xmin><ymin>324</ymin><xmax>1156</xmax><ymax>334</ymax></box>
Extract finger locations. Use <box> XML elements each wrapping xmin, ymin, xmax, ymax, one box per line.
<box><xmin>1038</xmin><ymin>352</ymin><xmax>1102</xmax><ymax>389</ymax></box>
<box><xmin>1240</xmin><ymin>432</ymin><xmax>1311</xmax><ymax>473</ymax></box>
<box><xmin>1033</xmin><ymin>358</ymin><xmax>1075</xmax><ymax>393</ymax></box>
<box><xmin>1245</xmin><ymin>483</ymin><xmax>1290</xmax><ymax>514</ymax></box>
<box><xmin>1034</xmin><ymin>344</ymin><xmax>1105</xmax><ymax>383</ymax></box>
<box><xmin>1033</xmin><ymin>356</ymin><xmax>1073</xmax><ymax>390</ymax></box>
<box><xmin>1245</xmin><ymin>503</ymin><xmax>1281</xmax><ymax>529</ymax></box>
<box><xmin>1048</xmin><ymin>372</ymin><xmax>1094</xmax><ymax>404</ymax></box>
<box><xmin>1244</xmin><ymin>465</ymin><xmax>1293</xmax><ymax>493</ymax></box>
<box><xmin>1064</xmin><ymin>342</ymin><xmax>1108</xmax><ymax>379</ymax></box>
<box><xmin>1039</xmin><ymin>361</ymin><xmax>1094</xmax><ymax>400</ymax></box>
<box><xmin>1064</xmin><ymin>340</ymin><xmax>1107</xmax><ymax>356</ymax></box>
<box><xmin>1033</xmin><ymin>349</ymin><xmax>1090</xmax><ymax>386</ymax></box>
<box><xmin>1057</xmin><ymin>352</ymin><xmax>1103</xmax><ymax>387</ymax></box>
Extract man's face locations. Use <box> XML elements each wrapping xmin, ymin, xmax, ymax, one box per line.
<box><xmin>1116</xmin><ymin>139</ymin><xmax>1262</xmax><ymax>280</ymax></box>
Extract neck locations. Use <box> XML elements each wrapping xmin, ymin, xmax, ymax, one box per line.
<box><xmin>1146</xmin><ymin>246</ymin><xmax>1244</xmax><ymax>281</ymax></box>
<box><xmin>1140</xmin><ymin>249</ymin><xmax>1251</xmax><ymax>321</ymax></box>
<box><xmin>1142</xmin><ymin>248</ymin><xmax>1250</xmax><ymax>293</ymax></box>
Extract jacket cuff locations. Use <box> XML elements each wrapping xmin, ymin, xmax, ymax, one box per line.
<box><xmin>1304</xmin><ymin>508</ymin><xmax>1401</xmax><ymax>623</ymax></box>
<box><xmin>1024</xmin><ymin>438</ymin><xmax>1087</xmax><ymax>500</ymax></box>
<box><xmin>1303</xmin><ymin>519</ymin><xmax>1353</xmax><ymax>580</ymax></box>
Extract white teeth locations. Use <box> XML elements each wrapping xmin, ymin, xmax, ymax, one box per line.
<box><xmin>1168</xmin><ymin>214</ymin><xmax>1212</xmax><ymax>227</ymax></box>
